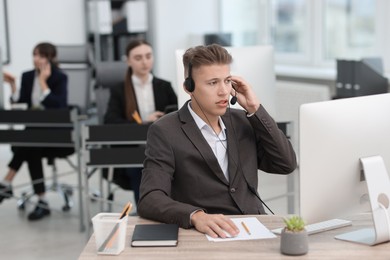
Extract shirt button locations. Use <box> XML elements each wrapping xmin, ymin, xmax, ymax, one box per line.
<box><xmin>230</xmin><ymin>188</ymin><xmax>236</xmax><ymax>193</ymax></box>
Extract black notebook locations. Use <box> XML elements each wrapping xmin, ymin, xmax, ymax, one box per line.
<box><xmin>131</xmin><ymin>224</ymin><xmax>179</xmax><ymax>247</ymax></box>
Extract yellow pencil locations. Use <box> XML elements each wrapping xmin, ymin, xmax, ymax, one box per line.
<box><xmin>241</xmin><ymin>221</ymin><xmax>251</xmax><ymax>235</ymax></box>
<box><xmin>132</xmin><ymin>110</ymin><xmax>142</xmax><ymax>124</ymax></box>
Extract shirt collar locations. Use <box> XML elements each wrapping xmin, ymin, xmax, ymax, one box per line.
<box><xmin>187</xmin><ymin>101</ymin><xmax>226</xmax><ymax>134</ymax></box>
<box><xmin>131</xmin><ymin>73</ymin><xmax>153</xmax><ymax>86</ymax></box>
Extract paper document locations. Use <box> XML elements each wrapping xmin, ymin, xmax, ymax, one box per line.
<box><xmin>206</xmin><ymin>217</ymin><xmax>276</xmax><ymax>242</ymax></box>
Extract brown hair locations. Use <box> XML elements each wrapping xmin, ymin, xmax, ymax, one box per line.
<box><xmin>33</xmin><ymin>42</ymin><xmax>58</xmax><ymax>67</ymax></box>
<box><xmin>124</xmin><ymin>39</ymin><xmax>151</xmax><ymax>121</ymax></box>
<box><xmin>182</xmin><ymin>44</ymin><xmax>233</xmax><ymax>77</ymax></box>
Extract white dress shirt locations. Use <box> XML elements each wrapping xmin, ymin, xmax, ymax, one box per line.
<box><xmin>11</xmin><ymin>72</ymin><xmax>50</xmax><ymax>108</ymax></box>
<box><xmin>31</xmin><ymin>73</ymin><xmax>51</xmax><ymax>109</ymax></box>
<box><xmin>132</xmin><ymin>74</ymin><xmax>155</xmax><ymax>122</ymax></box>
<box><xmin>188</xmin><ymin>102</ymin><xmax>229</xmax><ymax>181</ymax></box>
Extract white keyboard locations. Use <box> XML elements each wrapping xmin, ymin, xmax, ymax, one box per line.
<box><xmin>271</xmin><ymin>218</ymin><xmax>352</xmax><ymax>235</ymax></box>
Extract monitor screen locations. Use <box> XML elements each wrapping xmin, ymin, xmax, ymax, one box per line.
<box><xmin>175</xmin><ymin>45</ymin><xmax>276</xmax><ymax>117</ymax></box>
<box><xmin>299</xmin><ymin>93</ymin><xmax>390</xmax><ymax>224</ymax></box>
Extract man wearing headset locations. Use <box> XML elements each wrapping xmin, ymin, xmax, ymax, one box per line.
<box><xmin>138</xmin><ymin>44</ymin><xmax>297</xmax><ymax>238</ymax></box>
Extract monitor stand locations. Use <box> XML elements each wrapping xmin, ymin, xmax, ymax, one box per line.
<box><xmin>335</xmin><ymin>155</ymin><xmax>390</xmax><ymax>245</ymax></box>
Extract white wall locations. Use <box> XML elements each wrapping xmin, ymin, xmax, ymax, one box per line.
<box><xmin>3</xmin><ymin>0</ymin><xmax>86</xmax><ymax>104</ymax></box>
<box><xmin>149</xmin><ymin>0</ymin><xmax>220</xmax><ymax>98</ymax></box>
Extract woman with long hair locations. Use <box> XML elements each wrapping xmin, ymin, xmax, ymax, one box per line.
<box><xmin>104</xmin><ymin>39</ymin><xmax>177</xmax><ymax>206</ymax></box>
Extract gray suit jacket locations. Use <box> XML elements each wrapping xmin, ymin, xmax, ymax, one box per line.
<box><xmin>138</xmin><ymin>101</ymin><xmax>297</xmax><ymax>228</ymax></box>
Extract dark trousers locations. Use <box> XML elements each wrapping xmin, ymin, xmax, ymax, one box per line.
<box><xmin>8</xmin><ymin>146</ymin><xmax>74</xmax><ymax>195</ymax></box>
<box><xmin>103</xmin><ymin>167</ymin><xmax>142</xmax><ymax>205</ymax></box>
<box><xmin>124</xmin><ymin>168</ymin><xmax>142</xmax><ymax>204</ymax></box>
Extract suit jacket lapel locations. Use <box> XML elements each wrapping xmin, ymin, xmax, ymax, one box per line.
<box><xmin>179</xmin><ymin>101</ymin><xmax>229</xmax><ymax>185</ymax></box>
<box><xmin>223</xmin><ymin>113</ymin><xmax>240</xmax><ymax>184</ymax></box>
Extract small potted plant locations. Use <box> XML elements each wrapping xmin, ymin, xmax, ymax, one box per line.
<box><xmin>280</xmin><ymin>215</ymin><xmax>308</xmax><ymax>256</ymax></box>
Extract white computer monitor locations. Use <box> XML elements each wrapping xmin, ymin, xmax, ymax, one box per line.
<box><xmin>299</xmin><ymin>93</ymin><xmax>390</xmax><ymax>224</ymax></box>
<box><xmin>175</xmin><ymin>45</ymin><xmax>276</xmax><ymax>117</ymax></box>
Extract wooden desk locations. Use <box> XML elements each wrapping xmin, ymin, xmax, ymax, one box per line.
<box><xmin>78</xmin><ymin>214</ymin><xmax>390</xmax><ymax>259</ymax></box>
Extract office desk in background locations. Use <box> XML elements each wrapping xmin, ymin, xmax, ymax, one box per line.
<box><xmin>82</xmin><ymin>124</ymin><xmax>149</xmax><ymax>237</ymax></box>
<box><xmin>0</xmin><ymin>109</ymin><xmax>85</xmax><ymax>232</ymax></box>
<box><xmin>78</xmin><ymin>214</ymin><xmax>389</xmax><ymax>259</ymax></box>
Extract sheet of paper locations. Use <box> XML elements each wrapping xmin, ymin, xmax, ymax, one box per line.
<box><xmin>206</xmin><ymin>217</ymin><xmax>277</xmax><ymax>242</ymax></box>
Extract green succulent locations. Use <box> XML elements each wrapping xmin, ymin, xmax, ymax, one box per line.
<box><xmin>283</xmin><ymin>216</ymin><xmax>306</xmax><ymax>232</ymax></box>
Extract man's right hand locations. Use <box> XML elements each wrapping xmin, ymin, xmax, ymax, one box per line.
<box><xmin>191</xmin><ymin>211</ymin><xmax>240</xmax><ymax>238</ymax></box>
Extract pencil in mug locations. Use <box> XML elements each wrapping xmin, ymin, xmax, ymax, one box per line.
<box><xmin>98</xmin><ymin>202</ymin><xmax>132</xmax><ymax>252</ymax></box>
<box><xmin>132</xmin><ymin>110</ymin><xmax>142</xmax><ymax>124</ymax></box>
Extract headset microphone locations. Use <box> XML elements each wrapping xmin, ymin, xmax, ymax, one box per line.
<box><xmin>230</xmin><ymin>90</ymin><xmax>237</xmax><ymax>105</ymax></box>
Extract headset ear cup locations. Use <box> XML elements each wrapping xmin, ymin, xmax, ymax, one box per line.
<box><xmin>184</xmin><ymin>77</ymin><xmax>195</xmax><ymax>92</ymax></box>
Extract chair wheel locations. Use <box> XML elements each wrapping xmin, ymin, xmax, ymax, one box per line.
<box><xmin>62</xmin><ymin>205</ymin><xmax>71</xmax><ymax>212</ymax></box>
<box><xmin>90</xmin><ymin>191</ymin><xmax>100</xmax><ymax>202</ymax></box>
<box><xmin>18</xmin><ymin>203</ymin><xmax>26</xmax><ymax>210</ymax></box>
<box><xmin>17</xmin><ymin>192</ymin><xmax>29</xmax><ymax>210</ymax></box>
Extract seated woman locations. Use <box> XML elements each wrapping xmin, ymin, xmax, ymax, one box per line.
<box><xmin>0</xmin><ymin>42</ymin><xmax>72</xmax><ymax>221</ymax></box>
<box><xmin>104</xmin><ymin>39</ymin><xmax>177</xmax><ymax>206</ymax></box>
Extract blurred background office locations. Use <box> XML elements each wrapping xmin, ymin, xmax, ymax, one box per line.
<box><xmin>0</xmin><ymin>0</ymin><xmax>389</xmax><ymax>259</ymax></box>
<box><xmin>3</xmin><ymin>0</ymin><xmax>389</xmax><ymax>100</ymax></box>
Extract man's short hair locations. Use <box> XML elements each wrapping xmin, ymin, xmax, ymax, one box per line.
<box><xmin>183</xmin><ymin>44</ymin><xmax>233</xmax><ymax>76</ymax></box>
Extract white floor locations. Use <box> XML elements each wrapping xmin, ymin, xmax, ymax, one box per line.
<box><xmin>0</xmin><ymin>144</ymin><xmax>296</xmax><ymax>259</ymax></box>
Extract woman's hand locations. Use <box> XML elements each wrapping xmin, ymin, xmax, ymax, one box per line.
<box><xmin>147</xmin><ymin>111</ymin><xmax>165</xmax><ymax>122</ymax></box>
<box><xmin>3</xmin><ymin>71</ymin><xmax>17</xmax><ymax>94</ymax></box>
<box><xmin>38</xmin><ymin>62</ymin><xmax>51</xmax><ymax>92</ymax></box>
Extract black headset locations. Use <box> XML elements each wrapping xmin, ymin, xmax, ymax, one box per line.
<box><xmin>184</xmin><ymin>62</ymin><xmax>195</xmax><ymax>92</ymax></box>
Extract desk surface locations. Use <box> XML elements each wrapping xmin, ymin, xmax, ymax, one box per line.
<box><xmin>78</xmin><ymin>214</ymin><xmax>389</xmax><ymax>259</ymax></box>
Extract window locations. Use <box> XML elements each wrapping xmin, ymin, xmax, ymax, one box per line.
<box><xmin>220</xmin><ymin>0</ymin><xmax>267</xmax><ymax>46</ymax></box>
<box><xmin>221</xmin><ymin>0</ymin><xmax>390</xmax><ymax>74</ymax></box>
<box><xmin>270</xmin><ymin>0</ymin><xmax>306</xmax><ymax>54</ymax></box>
<box><xmin>324</xmin><ymin>0</ymin><xmax>378</xmax><ymax>60</ymax></box>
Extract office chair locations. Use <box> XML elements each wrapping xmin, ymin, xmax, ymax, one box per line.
<box><xmin>56</xmin><ymin>44</ymin><xmax>94</xmax><ymax>115</ymax></box>
<box><xmin>93</xmin><ymin>61</ymin><xmax>141</xmax><ymax>208</ymax></box>
<box><xmin>95</xmin><ymin>61</ymin><xmax>127</xmax><ymax>124</ymax></box>
<box><xmin>17</xmin><ymin>147</ymin><xmax>75</xmax><ymax>212</ymax></box>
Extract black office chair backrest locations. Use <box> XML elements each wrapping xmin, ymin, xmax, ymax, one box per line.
<box><xmin>95</xmin><ymin>61</ymin><xmax>127</xmax><ymax>89</ymax></box>
<box><xmin>95</xmin><ymin>61</ymin><xmax>128</xmax><ymax>123</ymax></box>
<box><xmin>95</xmin><ymin>87</ymin><xmax>110</xmax><ymax>124</ymax></box>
